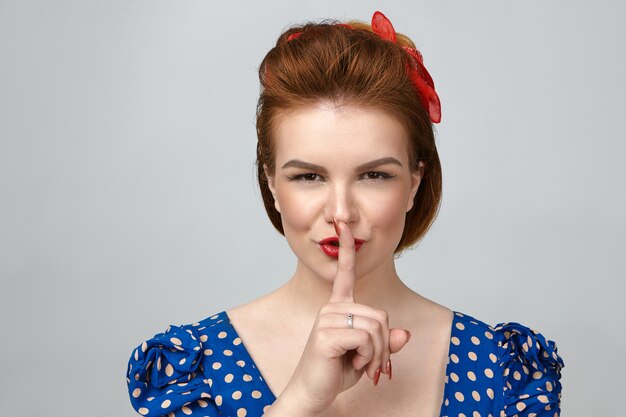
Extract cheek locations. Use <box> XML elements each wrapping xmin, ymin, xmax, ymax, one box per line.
<box><xmin>276</xmin><ymin>188</ymin><xmax>322</xmax><ymax>230</ymax></box>
<box><xmin>366</xmin><ymin>189</ymin><xmax>409</xmax><ymax>228</ymax></box>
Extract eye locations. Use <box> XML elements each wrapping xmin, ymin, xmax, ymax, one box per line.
<box><xmin>288</xmin><ymin>173</ymin><xmax>323</xmax><ymax>182</ymax></box>
<box><xmin>361</xmin><ymin>171</ymin><xmax>394</xmax><ymax>181</ymax></box>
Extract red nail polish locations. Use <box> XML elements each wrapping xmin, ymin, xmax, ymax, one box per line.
<box><xmin>333</xmin><ymin>218</ymin><xmax>341</xmax><ymax>236</ymax></box>
<box><xmin>387</xmin><ymin>359</ymin><xmax>392</xmax><ymax>380</ymax></box>
<box><xmin>374</xmin><ymin>367</ymin><xmax>381</xmax><ymax>386</ymax></box>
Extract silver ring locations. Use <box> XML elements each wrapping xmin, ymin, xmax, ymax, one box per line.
<box><xmin>347</xmin><ymin>313</ymin><xmax>353</xmax><ymax>329</ymax></box>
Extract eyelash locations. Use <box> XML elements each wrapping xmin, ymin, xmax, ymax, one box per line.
<box><xmin>287</xmin><ymin>171</ymin><xmax>396</xmax><ymax>182</ymax></box>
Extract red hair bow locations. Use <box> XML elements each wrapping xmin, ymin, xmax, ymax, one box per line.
<box><xmin>286</xmin><ymin>12</ymin><xmax>441</xmax><ymax>123</ymax></box>
<box><xmin>371</xmin><ymin>11</ymin><xmax>441</xmax><ymax>123</ymax></box>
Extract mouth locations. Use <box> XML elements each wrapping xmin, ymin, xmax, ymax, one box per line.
<box><xmin>318</xmin><ymin>237</ymin><xmax>365</xmax><ymax>257</ymax></box>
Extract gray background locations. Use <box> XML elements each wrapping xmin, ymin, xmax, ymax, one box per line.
<box><xmin>1</xmin><ymin>0</ymin><xmax>623</xmax><ymax>415</ymax></box>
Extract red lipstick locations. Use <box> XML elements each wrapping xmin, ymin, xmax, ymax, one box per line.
<box><xmin>318</xmin><ymin>237</ymin><xmax>365</xmax><ymax>258</ymax></box>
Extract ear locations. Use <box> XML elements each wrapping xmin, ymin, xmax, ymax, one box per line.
<box><xmin>264</xmin><ymin>164</ymin><xmax>281</xmax><ymax>213</ymax></box>
<box><xmin>405</xmin><ymin>162</ymin><xmax>424</xmax><ymax>212</ymax></box>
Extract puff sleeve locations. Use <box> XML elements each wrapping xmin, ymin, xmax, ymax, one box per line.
<box><xmin>126</xmin><ymin>323</ymin><xmax>219</xmax><ymax>416</ymax></box>
<box><xmin>494</xmin><ymin>322</ymin><xmax>564</xmax><ymax>416</ymax></box>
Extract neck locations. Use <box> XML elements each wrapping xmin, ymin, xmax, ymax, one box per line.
<box><xmin>277</xmin><ymin>257</ymin><xmax>417</xmax><ymax>319</ymax></box>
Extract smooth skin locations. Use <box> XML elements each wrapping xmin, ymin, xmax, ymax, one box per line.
<box><xmin>230</xmin><ymin>104</ymin><xmax>453</xmax><ymax>417</ymax></box>
<box><xmin>273</xmin><ymin>219</ymin><xmax>412</xmax><ymax>416</ymax></box>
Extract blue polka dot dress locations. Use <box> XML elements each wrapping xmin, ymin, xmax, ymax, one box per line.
<box><xmin>126</xmin><ymin>311</ymin><xmax>564</xmax><ymax>416</ymax></box>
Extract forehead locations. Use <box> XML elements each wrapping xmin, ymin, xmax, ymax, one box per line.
<box><xmin>272</xmin><ymin>104</ymin><xmax>410</xmax><ymax>164</ymax></box>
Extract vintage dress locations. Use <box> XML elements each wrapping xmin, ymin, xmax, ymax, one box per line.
<box><xmin>126</xmin><ymin>311</ymin><xmax>564</xmax><ymax>416</ymax></box>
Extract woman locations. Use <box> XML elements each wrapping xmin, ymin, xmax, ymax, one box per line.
<box><xmin>126</xmin><ymin>11</ymin><xmax>564</xmax><ymax>417</ymax></box>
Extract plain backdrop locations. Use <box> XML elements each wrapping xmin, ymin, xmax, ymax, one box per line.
<box><xmin>1</xmin><ymin>0</ymin><xmax>624</xmax><ymax>415</ymax></box>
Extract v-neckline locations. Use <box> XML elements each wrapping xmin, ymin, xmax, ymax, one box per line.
<box><xmin>221</xmin><ymin>310</ymin><xmax>457</xmax><ymax>416</ymax></box>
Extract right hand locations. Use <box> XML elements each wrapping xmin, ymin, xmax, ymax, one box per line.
<box><xmin>279</xmin><ymin>219</ymin><xmax>412</xmax><ymax>416</ymax></box>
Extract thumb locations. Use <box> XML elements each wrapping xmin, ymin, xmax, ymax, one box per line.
<box><xmin>389</xmin><ymin>328</ymin><xmax>412</xmax><ymax>354</ymax></box>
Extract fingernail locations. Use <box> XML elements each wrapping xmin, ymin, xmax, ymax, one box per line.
<box><xmin>386</xmin><ymin>359</ymin><xmax>392</xmax><ymax>380</ymax></box>
<box><xmin>406</xmin><ymin>330</ymin><xmax>412</xmax><ymax>343</ymax></box>
<box><xmin>373</xmin><ymin>367</ymin><xmax>381</xmax><ymax>386</ymax></box>
<box><xmin>333</xmin><ymin>217</ymin><xmax>341</xmax><ymax>237</ymax></box>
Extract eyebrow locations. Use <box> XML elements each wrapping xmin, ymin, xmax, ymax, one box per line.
<box><xmin>281</xmin><ymin>157</ymin><xmax>403</xmax><ymax>172</ymax></box>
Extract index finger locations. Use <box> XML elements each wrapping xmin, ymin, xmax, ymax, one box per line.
<box><xmin>329</xmin><ymin>218</ymin><xmax>356</xmax><ymax>303</ymax></box>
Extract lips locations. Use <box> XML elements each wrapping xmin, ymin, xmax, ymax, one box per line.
<box><xmin>318</xmin><ymin>237</ymin><xmax>365</xmax><ymax>258</ymax></box>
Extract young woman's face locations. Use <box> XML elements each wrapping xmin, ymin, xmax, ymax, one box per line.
<box><xmin>266</xmin><ymin>104</ymin><xmax>422</xmax><ymax>282</ymax></box>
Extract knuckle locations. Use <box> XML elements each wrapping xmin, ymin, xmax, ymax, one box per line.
<box><xmin>315</xmin><ymin>328</ymin><xmax>332</xmax><ymax>343</ymax></box>
<box><xmin>369</xmin><ymin>318</ymin><xmax>382</xmax><ymax>333</ymax></box>
<box><xmin>376</xmin><ymin>310</ymin><xmax>389</xmax><ymax>324</ymax></box>
<box><xmin>356</xmin><ymin>329</ymin><xmax>370</xmax><ymax>344</ymax></box>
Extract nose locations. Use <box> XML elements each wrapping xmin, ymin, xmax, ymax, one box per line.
<box><xmin>323</xmin><ymin>183</ymin><xmax>359</xmax><ymax>226</ymax></box>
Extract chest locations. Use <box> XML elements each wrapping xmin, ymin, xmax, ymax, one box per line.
<box><xmin>248</xmin><ymin>327</ymin><xmax>450</xmax><ymax>417</ymax></box>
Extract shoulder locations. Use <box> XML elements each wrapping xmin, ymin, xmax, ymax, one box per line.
<box><xmin>446</xmin><ymin>311</ymin><xmax>565</xmax><ymax>416</ymax></box>
<box><xmin>125</xmin><ymin>311</ymin><xmax>273</xmax><ymax>417</ymax></box>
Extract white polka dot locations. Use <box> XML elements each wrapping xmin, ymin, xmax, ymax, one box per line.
<box><xmin>451</xmin><ymin>337</ymin><xmax>460</xmax><ymax>346</ymax></box>
<box><xmin>471</xmin><ymin>336</ymin><xmax>480</xmax><ymax>345</ymax></box>
<box><xmin>489</xmin><ymin>353</ymin><xmax>497</xmax><ymax>363</ymax></box>
<box><xmin>181</xmin><ymin>406</ymin><xmax>192</xmax><ymax>415</ymax></box>
<box><xmin>252</xmin><ymin>390</ymin><xmax>262</xmax><ymax>399</ymax></box>
<box><xmin>467</xmin><ymin>371</ymin><xmax>476</xmax><ymax>381</ymax></box>
<box><xmin>161</xmin><ymin>399</ymin><xmax>171</xmax><ymax>408</ymax></box>
<box><xmin>484</xmin><ymin>331</ymin><xmax>493</xmax><ymax>340</ymax></box>
<box><xmin>223</xmin><ymin>349</ymin><xmax>233</xmax><ymax>356</ymax></box>
<box><xmin>451</xmin><ymin>372</ymin><xmax>460</xmax><ymax>382</ymax></box>
<box><xmin>170</xmin><ymin>337</ymin><xmax>182</xmax><ymax>346</ymax></box>
<box><xmin>141</xmin><ymin>341</ymin><xmax>148</xmax><ymax>352</ymax></box>
<box><xmin>538</xmin><ymin>395</ymin><xmax>549</xmax><ymax>404</ymax></box>
<box><xmin>132</xmin><ymin>388</ymin><xmax>141</xmax><ymax>398</ymax></box>
<box><xmin>236</xmin><ymin>360</ymin><xmax>246</xmax><ymax>367</ymax></box>
<box><xmin>200</xmin><ymin>335</ymin><xmax>208</xmax><ymax>342</ymax></box>
<box><xmin>212</xmin><ymin>362</ymin><xmax>222</xmax><ymax>370</ymax></box>
<box><xmin>484</xmin><ymin>368</ymin><xmax>494</xmax><ymax>378</ymax></box>
<box><xmin>514</xmin><ymin>371</ymin><xmax>521</xmax><ymax>380</ymax></box>
<box><xmin>516</xmin><ymin>402</ymin><xmax>526</xmax><ymax>411</ymax></box>
<box><xmin>237</xmin><ymin>408</ymin><xmax>248</xmax><ymax>417</ymax></box>
<box><xmin>451</xmin><ymin>354</ymin><xmax>459</xmax><ymax>363</ymax></box>
<box><xmin>198</xmin><ymin>399</ymin><xmax>208</xmax><ymax>407</ymax></box>
<box><xmin>487</xmin><ymin>388</ymin><xmax>494</xmax><ymax>399</ymax></box>
<box><xmin>233</xmin><ymin>337</ymin><xmax>242</xmax><ymax>345</ymax></box>
<box><xmin>455</xmin><ymin>392</ymin><xmax>465</xmax><ymax>402</ymax></box>
<box><xmin>232</xmin><ymin>390</ymin><xmax>242</xmax><ymax>400</ymax></box>
<box><xmin>468</xmin><ymin>351</ymin><xmax>477</xmax><ymax>361</ymax></box>
<box><xmin>134</xmin><ymin>349</ymin><xmax>139</xmax><ymax>361</ymax></box>
<box><xmin>456</xmin><ymin>322</ymin><xmax>465</xmax><ymax>330</ymax></box>
<box><xmin>218</xmin><ymin>331</ymin><xmax>227</xmax><ymax>339</ymax></box>
<box><xmin>473</xmin><ymin>412</ymin><xmax>481</xmax><ymax>417</ymax></box>
<box><xmin>546</xmin><ymin>381</ymin><xmax>553</xmax><ymax>391</ymax></box>
<box><xmin>138</xmin><ymin>407</ymin><xmax>149</xmax><ymax>415</ymax></box>
<box><xmin>472</xmin><ymin>391</ymin><xmax>481</xmax><ymax>401</ymax></box>
<box><xmin>165</xmin><ymin>364</ymin><xmax>174</xmax><ymax>377</ymax></box>
<box><xmin>533</xmin><ymin>371</ymin><xmax>543</xmax><ymax>379</ymax></box>
<box><xmin>225</xmin><ymin>374</ymin><xmax>234</xmax><ymax>383</ymax></box>
<box><xmin>179</xmin><ymin>358</ymin><xmax>186</xmax><ymax>366</ymax></box>
<box><xmin>243</xmin><ymin>374</ymin><xmax>253</xmax><ymax>382</ymax></box>
<box><xmin>204</xmin><ymin>349</ymin><xmax>213</xmax><ymax>356</ymax></box>
<box><xmin>215</xmin><ymin>395</ymin><xmax>223</xmax><ymax>406</ymax></box>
